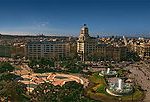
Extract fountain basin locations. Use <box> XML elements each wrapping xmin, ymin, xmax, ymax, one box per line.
<box><xmin>99</xmin><ymin>68</ymin><xmax>117</xmax><ymax>76</ymax></box>
<box><xmin>106</xmin><ymin>79</ymin><xmax>133</xmax><ymax>96</ymax></box>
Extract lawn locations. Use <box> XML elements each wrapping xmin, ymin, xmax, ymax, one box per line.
<box><xmin>86</xmin><ymin>72</ymin><xmax>144</xmax><ymax>102</ymax></box>
<box><xmin>89</xmin><ymin>73</ymin><xmax>106</xmax><ymax>84</ymax></box>
<box><xmin>120</xmin><ymin>88</ymin><xmax>144</xmax><ymax>101</ymax></box>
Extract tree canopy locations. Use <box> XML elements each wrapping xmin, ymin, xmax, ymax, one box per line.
<box><xmin>31</xmin><ymin>81</ymin><xmax>97</xmax><ymax>102</ymax></box>
<box><xmin>0</xmin><ymin>73</ymin><xmax>22</xmax><ymax>81</ymax></box>
<box><xmin>28</xmin><ymin>58</ymin><xmax>55</xmax><ymax>73</ymax></box>
<box><xmin>0</xmin><ymin>62</ymin><xmax>15</xmax><ymax>73</ymax></box>
<box><xmin>0</xmin><ymin>81</ymin><xmax>27</xmax><ymax>102</ymax></box>
<box><xmin>60</xmin><ymin>61</ymin><xmax>87</xmax><ymax>73</ymax></box>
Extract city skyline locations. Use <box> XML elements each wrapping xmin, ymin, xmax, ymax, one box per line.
<box><xmin>0</xmin><ymin>0</ymin><xmax>150</xmax><ymax>37</ymax></box>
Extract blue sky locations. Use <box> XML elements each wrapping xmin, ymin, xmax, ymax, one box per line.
<box><xmin>0</xmin><ymin>0</ymin><xmax>150</xmax><ymax>37</ymax></box>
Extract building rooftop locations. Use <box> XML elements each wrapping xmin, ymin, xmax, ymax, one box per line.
<box><xmin>27</xmin><ymin>41</ymin><xmax>67</xmax><ymax>45</ymax></box>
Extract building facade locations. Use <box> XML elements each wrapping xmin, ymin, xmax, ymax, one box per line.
<box><xmin>77</xmin><ymin>24</ymin><xmax>127</xmax><ymax>61</ymax></box>
<box><xmin>136</xmin><ymin>43</ymin><xmax>150</xmax><ymax>59</ymax></box>
<box><xmin>77</xmin><ymin>24</ymin><xmax>97</xmax><ymax>61</ymax></box>
<box><xmin>0</xmin><ymin>45</ymin><xmax>11</xmax><ymax>57</ymax></box>
<box><xmin>96</xmin><ymin>44</ymin><xmax>127</xmax><ymax>61</ymax></box>
<box><xmin>128</xmin><ymin>40</ymin><xmax>150</xmax><ymax>59</ymax></box>
<box><xmin>26</xmin><ymin>41</ymin><xmax>70</xmax><ymax>60</ymax></box>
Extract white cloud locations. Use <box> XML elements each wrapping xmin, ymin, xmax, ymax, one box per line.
<box><xmin>37</xmin><ymin>21</ymin><xmax>49</xmax><ymax>28</ymax></box>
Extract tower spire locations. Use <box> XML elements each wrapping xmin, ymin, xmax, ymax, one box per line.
<box><xmin>80</xmin><ymin>24</ymin><xmax>89</xmax><ymax>37</ymax></box>
<box><xmin>84</xmin><ymin>24</ymin><xmax>86</xmax><ymax>26</ymax></box>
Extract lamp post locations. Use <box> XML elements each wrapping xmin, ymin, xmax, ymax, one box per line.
<box><xmin>118</xmin><ymin>97</ymin><xmax>122</xmax><ymax>102</ymax></box>
<box><xmin>132</xmin><ymin>84</ymin><xmax>133</xmax><ymax>102</ymax></box>
<box><xmin>131</xmin><ymin>77</ymin><xmax>135</xmax><ymax>102</ymax></box>
<box><xmin>28</xmin><ymin>72</ymin><xmax>31</xmax><ymax>94</ymax></box>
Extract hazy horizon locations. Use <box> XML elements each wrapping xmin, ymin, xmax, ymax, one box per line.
<box><xmin>0</xmin><ymin>0</ymin><xmax>150</xmax><ymax>37</ymax></box>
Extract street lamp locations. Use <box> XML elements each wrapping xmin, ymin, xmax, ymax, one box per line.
<box><xmin>131</xmin><ymin>78</ymin><xmax>136</xmax><ymax>102</ymax></box>
<box><xmin>28</xmin><ymin>72</ymin><xmax>31</xmax><ymax>94</ymax></box>
<box><xmin>118</xmin><ymin>97</ymin><xmax>122</xmax><ymax>102</ymax></box>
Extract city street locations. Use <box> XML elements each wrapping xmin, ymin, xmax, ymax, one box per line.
<box><xmin>126</xmin><ymin>61</ymin><xmax>150</xmax><ymax>102</ymax></box>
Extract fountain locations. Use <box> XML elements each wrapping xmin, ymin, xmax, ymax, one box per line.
<box><xmin>106</xmin><ymin>78</ymin><xmax>133</xmax><ymax>96</ymax></box>
<box><xmin>117</xmin><ymin>79</ymin><xmax>122</xmax><ymax>90</ymax></box>
<box><xmin>99</xmin><ymin>68</ymin><xmax>117</xmax><ymax>76</ymax></box>
<box><xmin>106</xmin><ymin>68</ymin><xmax>110</xmax><ymax>74</ymax></box>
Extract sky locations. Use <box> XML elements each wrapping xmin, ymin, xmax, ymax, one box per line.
<box><xmin>0</xmin><ymin>0</ymin><xmax>150</xmax><ymax>37</ymax></box>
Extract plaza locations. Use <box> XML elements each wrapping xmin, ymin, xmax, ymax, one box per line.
<box><xmin>19</xmin><ymin>73</ymin><xmax>88</xmax><ymax>92</ymax></box>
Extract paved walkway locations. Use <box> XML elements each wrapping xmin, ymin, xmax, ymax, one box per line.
<box><xmin>13</xmin><ymin>63</ymin><xmax>89</xmax><ymax>92</ymax></box>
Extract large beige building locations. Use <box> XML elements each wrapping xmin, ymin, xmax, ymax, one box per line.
<box><xmin>135</xmin><ymin>43</ymin><xmax>150</xmax><ymax>59</ymax></box>
<box><xmin>77</xmin><ymin>24</ymin><xmax>127</xmax><ymax>61</ymax></box>
<box><xmin>141</xmin><ymin>44</ymin><xmax>150</xmax><ymax>59</ymax></box>
<box><xmin>26</xmin><ymin>41</ymin><xmax>70</xmax><ymax>60</ymax></box>
<box><xmin>77</xmin><ymin>24</ymin><xmax>97</xmax><ymax>61</ymax></box>
<box><xmin>95</xmin><ymin>44</ymin><xmax>127</xmax><ymax>61</ymax></box>
<box><xmin>128</xmin><ymin>40</ymin><xmax>150</xmax><ymax>59</ymax></box>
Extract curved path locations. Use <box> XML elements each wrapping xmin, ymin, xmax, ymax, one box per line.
<box><xmin>19</xmin><ymin>73</ymin><xmax>89</xmax><ymax>92</ymax></box>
